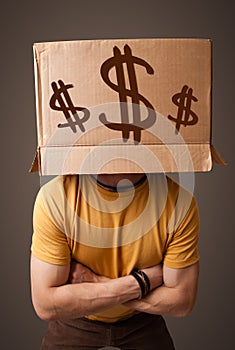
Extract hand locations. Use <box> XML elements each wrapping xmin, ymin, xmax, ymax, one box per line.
<box><xmin>69</xmin><ymin>260</ymin><xmax>162</xmax><ymax>292</ymax></box>
<box><xmin>69</xmin><ymin>260</ymin><xmax>110</xmax><ymax>284</ymax></box>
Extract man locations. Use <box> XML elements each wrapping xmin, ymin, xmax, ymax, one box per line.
<box><xmin>31</xmin><ymin>172</ymin><xmax>199</xmax><ymax>349</ymax></box>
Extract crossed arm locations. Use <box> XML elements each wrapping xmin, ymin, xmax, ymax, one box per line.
<box><xmin>30</xmin><ymin>254</ymin><xmax>199</xmax><ymax>321</ymax></box>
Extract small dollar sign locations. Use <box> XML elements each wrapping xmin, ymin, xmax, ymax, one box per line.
<box><xmin>99</xmin><ymin>45</ymin><xmax>156</xmax><ymax>143</ymax></box>
<box><xmin>168</xmin><ymin>85</ymin><xmax>199</xmax><ymax>133</ymax></box>
<box><xmin>49</xmin><ymin>80</ymin><xmax>90</xmax><ymax>133</ymax></box>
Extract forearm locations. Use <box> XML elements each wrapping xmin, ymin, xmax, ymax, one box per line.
<box><xmin>124</xmin><ymin>264</ymin><xmax>199</xmax><ymax>318</ymax></box>
<box><xmin>31</xmin><ymin>256</ymin><xmax>164</xmax><ymax>321</ymax></box>
<box><xmin>35</xmin><ymin>275</ymin><xmax>140</xmax><ymax>321</ymax></box>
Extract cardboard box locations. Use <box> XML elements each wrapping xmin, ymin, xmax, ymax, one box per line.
<box><xmin>30</xmin><ymin>38</ymin><xmax>225</xmax><ymax>175</ymax></box>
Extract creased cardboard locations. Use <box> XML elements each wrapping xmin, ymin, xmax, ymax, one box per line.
<box><xmin>30</xmin><ymin>38</ymin><xmax>226</xmax><ymax>175</ymax></box>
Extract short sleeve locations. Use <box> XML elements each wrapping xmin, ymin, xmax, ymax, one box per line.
<box><xmin>164</xmin><ymin>196</ymin><xmax>200</xmax><ymax>269</ymax></box>
<box><xmin>31</xmin><ymin>187</ymin><xmax>71</xmax><ymax>265</ymax></box>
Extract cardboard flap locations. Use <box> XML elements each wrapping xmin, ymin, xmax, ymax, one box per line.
<box><xmin>37</xmin><ymin>143</ymin><xmax>213</xmax><ymax>175</ymax></box>
<box><xmin>29</xmin><ymin>150</ymin><xmax>40</xmax><ymax>173</ymax></box>
<box><xmin>30</xmin><ymin>143</ymin><xmax>226</xmax><ymax>175</ymax></box>
<box><xmin>211</xmin><ymin>145</ymin><xmax>227</xmax><ymax>165</ymax></box>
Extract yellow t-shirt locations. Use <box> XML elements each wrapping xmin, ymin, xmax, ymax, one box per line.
<box><xmin>31</xmin><ymin>174</ymin><xmax>199</xmax><ymax>322</ymax></box>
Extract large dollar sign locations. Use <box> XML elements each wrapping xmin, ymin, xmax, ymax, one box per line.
<box><xmin>49</xmin><ymin>80</ymin><xmax>90</xmax><ymax>133</ymax></box>
<box><xmin>99</xmin><ymin>45</ymin><xmax>156</xmax><ymax>143</ymax></box>
<box><xmin>168</xmin><ymin>85</ymin><xmax>199</xmax><ymax>133</ymax></box>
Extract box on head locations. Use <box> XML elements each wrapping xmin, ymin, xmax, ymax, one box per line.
<box><xmin>30</xmin><ymin>38</ymin><xmax>226</xmax><ymax>175</ymax></box>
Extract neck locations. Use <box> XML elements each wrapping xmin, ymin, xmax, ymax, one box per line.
<box><xmin>92</xmin><ymin>174</ymin><xmax>146</xmax><ymax>192</ymax></box>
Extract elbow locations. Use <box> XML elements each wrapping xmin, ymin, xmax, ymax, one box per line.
<box><xmin>35</xmin><ymin>307</ymin><xmax>57</xmax><ymax>321</ymax></box>
<box><xmin>174</xmin><ymin>299</ymin><xmax>196</xmax><ymax>318</ymax></box>
<box><xmin>38</xmin><ymin>311</ymin><xmax>56</xmax><ymax>322</ymax></box>
<box><xmin>33</xmin><ymin>307</ymin><xmax>53</xmax><ymax>321</ymax></box>
<box><xmin>175</xmin><ymin>306</ymin><xmax>193</xmax><ymax>318</ymax></box>
<box><xmin>174</xmin><ymin>286</ymin><xmax>198</xmax><ymax>318</ymax></box>
<box><xmin>32</xmin><ymin>301</ymin><xmax>58</xmax><ymax>321</ymax></box>
<box><xmin>31</xmin><ymin>288</ymin><xmax>60</xmax><ymax>321</ymax></box>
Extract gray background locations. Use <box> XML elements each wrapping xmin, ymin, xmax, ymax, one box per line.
<box><xmin>1</xmin><ymin>0</ymin><xmax>234</xmax><ymax>349</ymax></box>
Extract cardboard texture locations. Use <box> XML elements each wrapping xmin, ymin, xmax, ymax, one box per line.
<box><xmin>30</xmin><ymin>38</ymin><xmax>225</xmax><ymax>175</ymax></box>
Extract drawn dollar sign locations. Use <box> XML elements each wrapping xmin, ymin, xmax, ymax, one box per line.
<box><xmin>99</xmin><ymin>45</ymin><xmax>156</xmax><ymax>143</ymax></box>
<box><xmin>168</xmin><ymin>85</ymin><xmax>199</xmax><ymax>133</ymax></box>
<box><xmin>49</xmin><ymin>80</ymin><xmax>90</xmax><ymax>133</ymax></box>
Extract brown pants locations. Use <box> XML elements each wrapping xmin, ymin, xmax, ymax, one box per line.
<box><xmin>41</xmin><ymin>313</ymin><xmax>175</xmax><ymax>350</ymax></box>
